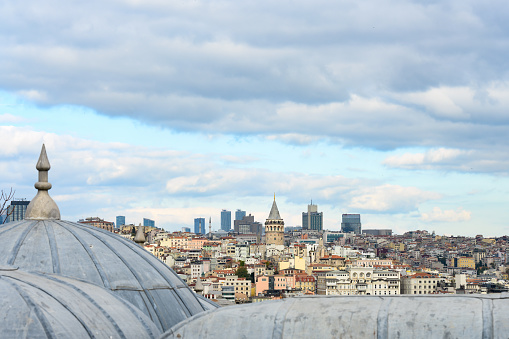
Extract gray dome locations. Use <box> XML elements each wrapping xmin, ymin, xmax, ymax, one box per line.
<box><xmin>0</xmin><ymin>266</ymin><xmax>160</xmax><ymax>339</ymax></box>
<box><xmin>0</xmin><ymin>219</ymin><xmax>207</xmax><ymax>332</ymax></box>
<box><xmin>0</xmin><ymin>144</ymin><xmax>214</xmax><ymax>332</ymax></box>
<box><xmin>162</xmin><ymin>294</ymin><xmax>509</xmax><ymax>338</ymax></box>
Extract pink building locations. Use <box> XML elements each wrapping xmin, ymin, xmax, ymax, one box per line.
<box><xmin>256</xmin><ymin>276</ymin><xmax>270</xmax><ymax>295</ymax></box>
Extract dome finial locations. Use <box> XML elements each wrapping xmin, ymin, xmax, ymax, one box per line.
<box><xmin>25</xmin><ymin>144</ymin><xmax>61</xmax><ymax>220</ymax></box>
<box><xmin>134</xmin><ymin>225</ymin><xmax>146</xmax><ymax>244</ymax></box>
<box><xmin>36</xmin><ymin>144</ymin><xmax>51</xmax><ymax>172</ymax></box>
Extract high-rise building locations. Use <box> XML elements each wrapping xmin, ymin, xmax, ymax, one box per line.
<box><xmin>194</xmin><ymin>218</ymin><xmax>206</xmax><ymax>235</ymax></box>
<box><xmin>341</xmin><ymin>214</ymin><xmax>361</xmax><ymax>234</ymax></box>
<box><xmin>302</xmin><ymin>201</ymin><xmax>323</xmax><ymax>231</ymax></box>
<box><xmin>221</xmin><ymin>210</ymin><xmax>231</xmax><ymax>232</ymax></box>
<box><xmin>235</xmin><ymin>209</ymin><xmax>246</xmax><ymax>221</ymax></box>
<box><xmin>6</xmin><ymin>199</ymin><xmax>30</xmax><ymax>223</ymax></box>
<box><xmin>116</xmin><ymin>216</ymin><xmax>126</xmax><ymax>228</ymax></box>
<box><xmin>265</xmin><ymin>197</ymin><xmax>284</xmax><ymax>246</ymax></box>
<box><xmin>234</xmin><ymin>214</ymin><xmax>263</xmax><ymax>236</ymax></box>
<box><xmin>143</xmin><ymin>218</ymin><xmax>155</xmax><ymax>227</ymax></box>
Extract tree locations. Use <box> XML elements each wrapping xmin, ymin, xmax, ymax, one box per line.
<box><xmin>0</xmin><ymin>188</ymin><xmax>15</xmax><ymax>224</ymax></box>
<box><xmin>236</xmin><ymin>266</ymin><xmax>249</xmax><ymax>279</ymax></box>
<box><xmin>236</xmin><ymin>265</ymin><xmax>250</xmax><ymax>279</ymax></box>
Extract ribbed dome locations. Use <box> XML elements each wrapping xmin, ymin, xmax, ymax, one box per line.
<box><xmin>0</xmin><ymin>219</ymin><xmax>207</xmax><ymax>331</ymax></box>
<box><xmin>0</xmin><ymin>266</ymin><xmax>160</xmax><ymax>339</ymax></box>
<box><xmin>162</xmin><ymin>294</ymin><xmax>509</xmax><ymax>339</ymax></box>
<box><xmin>0</xmin><ymin>144</ymin><xmax>213</xmax><ymax>332</ymax></box>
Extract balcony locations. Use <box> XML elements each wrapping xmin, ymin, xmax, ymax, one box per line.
<box><xmin>356</xmin><ymin>283</ymin><xmax>367</xmax><ymax>291</ymax></box>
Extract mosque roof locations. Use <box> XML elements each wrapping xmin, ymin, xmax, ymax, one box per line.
<box><xmin>0</xmin><ymin>145</ymin><xmax>215</xmax><ymax>332</ymax></box>
<box><xmin>0</xmin><ymin>218</ymin><xmax>208</xmax><ymax>331</ymax></box>
<box><xmin>0</xmin><ymin>266</ymin><xmax>160</xmax><ymax>339</ymax></box>
<box><xmin>267</xmin><ymin>196</ymin><xmax>281</xmax><ymax>220</ymax></box>
<box><xmin>162</xmin><ymin>294</ymin><xmax>509</xmax><ymax>338</ymax></box>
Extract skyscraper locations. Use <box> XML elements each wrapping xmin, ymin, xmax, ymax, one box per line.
<box><xmin>235</xmin><ymin>209</ymin><xmax>246</xmax><ymax>221</ymax></box>
<box><xmin>302</xmin><ymin>201</ymin><xmax>323</xmax><ymax>231</ymax></box>
<box><xmin>341</xmin><ymin>214</ymin><xmax>361</xmax><ymax>234</ymax></box>
<box><xmin>194</xmin><ymin>218</ymin><xmax>206</xmax><ymax>235</ymax></box>
<box><xmin>143</xmin><ymin>218</ymin><xmax>155</xmax><ymax>227</ymax></box>
<box><xmin>6</xmin><ymin>199</ymin><xmax>30</xmax><ymax>223</ymax></box>
<box><xmin>116</xmin><ymin>215</ymin><xmax>126</xmax><ymax>228</ymax></box>
<box><xmin>221</xmin><ymin>210</ymin><xmax>231</xmax><ymax>232</ymax></box>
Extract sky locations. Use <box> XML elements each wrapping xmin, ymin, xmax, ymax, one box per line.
<box><xmin>1</xmin><ymin>0</ymin><xmax>509</xmax><ymax>236</ymax></box>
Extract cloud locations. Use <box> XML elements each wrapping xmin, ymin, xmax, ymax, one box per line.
<box><xmin>348</xmin><ymin>184</ymin><xmax>442</xmax><ymax>213</ymax></box>
<box><xmin>1</xmin><ymin>0</ymin><xmax>509</xmax><ymax>152</ymax></box>
<box><xmin>384</xmin><ymin>148</ymin><xmax>470</xmax><ymax>168</ymax></box>
<box><xmin>383</xmin><ymin>147</ymin><xmax>509</xmax><ymax>174</ymax></box>
<box><xmin>421</xmin><ymin>207</ymin><xmax>471</xmax><ymax>222</ymax></box>
<box><xmin>1</xmin><ymin>125</ymin><xmax>445</xmax><ymax>222</ymax></box>
<box><xmin>0</xmin><ymin>114</ymin><xmax>27</xmax><ymax>123</ymax></box>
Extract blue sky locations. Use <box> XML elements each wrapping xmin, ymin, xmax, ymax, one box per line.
<box><xmin>1</xmin><ymin>0</ymin><xmax>509</xmax><ymax>236</ymax></box>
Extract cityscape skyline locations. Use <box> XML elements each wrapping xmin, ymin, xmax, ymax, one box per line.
<box><xmin>1</xmin><ymin>1</ymin><xmax>509</xmax><ymax>237</ymax></box>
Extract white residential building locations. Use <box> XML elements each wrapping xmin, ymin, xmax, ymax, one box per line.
<box><xmin>317</xmin><ymin>267</ymin><xmax>400</xmax><ymax>296</ymax></box>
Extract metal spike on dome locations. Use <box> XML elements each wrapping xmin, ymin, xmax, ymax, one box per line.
<box><xmin>25</xmin><ymin>144</ymin><xmax>61</xmax><ymax>220</ymax></box>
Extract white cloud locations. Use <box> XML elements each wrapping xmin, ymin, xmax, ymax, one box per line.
<box><xmin>17</xmin><ymin>90</ymin><xmax>48</xmax><ymax>102</ymax></box>
<box><xmin>421</xmin><ymin>207</ymin><xmax>471</xmax><ymax>222</ymax></box>
<box><xmin>0</xmin><ymin>113</ymin><xmax>26</xmax><ymax>123</ymax></box>
<box><xmin>384</xmin><ymin>148</ymin><xmax>469</xmax><ymax>168</ymax></box>
<box><xmin>349</xmin><ymin>184</ymin><xmax>442</xmax><ymax>213</ymax></box>
<box><xmin>383</xmin><ymin>147</ymin><xmax>509</xmax><ymax>174</ymax></box>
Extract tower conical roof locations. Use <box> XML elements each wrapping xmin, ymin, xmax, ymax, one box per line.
<box><xmin>267</xmin><ymin>197</ymin><xmax>281</xmax><ymax>220</ymax></box>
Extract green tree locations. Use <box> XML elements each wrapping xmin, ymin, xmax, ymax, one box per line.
<box><xmin>236</xmin><ymin>265</ymin><xmax>250</xmax><ymax>279</ymax></box>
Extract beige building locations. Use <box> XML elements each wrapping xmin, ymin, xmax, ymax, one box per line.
<box><xmin>295</xmin><ymin>273</ymin><xmax>316</xmax><ymax>293</ymax></box>
<box><xmin>221</xmin><ymin>276</ymin><xmax>252</xmax><ymax>300</ymax></box>
<box><xmin>78</xmin><ymin>217</ymin><xmax>114</xmax><ymax>232</ymax></box>
<box><xmin>318</xmin><ymin>255</ymin><xmax>346</xmax><ymax>269</ymax></box>
<box><xmin>401</xmin><ymin>272</ymin><xmax>443</xmax><ymax>295</ymax></box>
<box><xmin>265</xmin><ymin>197</ymin><xmax>284</xmax><ymax>246</ymax></box>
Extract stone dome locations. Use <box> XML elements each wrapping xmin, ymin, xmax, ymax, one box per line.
<box><xmin>0</xmin><ymin>266</ymin><xmax>160</xmax><ymax>339</ymax></box>
<box><xmin>0</xmin><ymin>145</ymin><xmax>213</xmax><ymax>332</ymax></box>
<box><xmin>0</xmin><ymin>219</ymin><xmax>207</xmax><ymax>331</ymax></box>
<box><xmin>162</xmin><ymin>294</ymin><xmax>509</xmax><ymax>339</ymax></box>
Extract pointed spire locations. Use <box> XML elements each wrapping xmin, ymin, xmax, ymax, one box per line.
<box><xmin>25</xmin><ymin>144</ymin><xmax>61</xmax><ymax>220</ymax></box>
<box><xmin>267</xmin><ymin>197</ymin><xmax>281</xmax><ymax>220</ymax></box>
